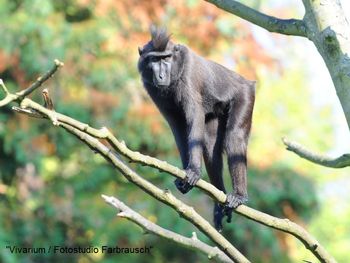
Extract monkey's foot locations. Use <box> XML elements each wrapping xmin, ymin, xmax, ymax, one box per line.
<box><xmin>174</xmin><ymin>178</ymin><xmax>192</xmax><ymax>194</ymax></box>
<box><xmin>226</xmin><ymin>193</ymin><xmax>248</xmax><ymax>209</ymax></box>
<box><xmin>220</xmin><ymin>193</ymin><xmax>248</xmax><ymax>226</ymax></box>
<box><xmin>174</xmin><ymin>168</ymin><xmax>201</xmax><ymax>194</ymax></box>
<box><xmin>213</xmin><ymin>203</ymin><xmax>227</xmax><ymax>232</ymax></box>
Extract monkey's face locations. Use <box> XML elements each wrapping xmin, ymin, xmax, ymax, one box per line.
<box><xmin>138</xmin><ymin>44</ymin><xmax>185</xmax><ymax>90</ymax></box>
<box><xmin>138</xmin><ymin>48</ymin><xmax>173</xmax><ymax>88</ymax></box>
<box><xmin>138</xmin><ymin>27</ymin><xmax>185</xmax><ymax>89</ymax></box>
<box><xmin>149</xmin><ymin>52</ymin><xmax>172</xmax><ymax>88</ymax></box>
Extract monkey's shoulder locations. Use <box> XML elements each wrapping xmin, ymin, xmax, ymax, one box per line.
<box><xmin>188</xmin><ymin>51</ymin><xmax>255</xmax><ymax>90</ymax></box>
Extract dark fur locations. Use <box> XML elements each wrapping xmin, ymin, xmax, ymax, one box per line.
<box><xmin>150</xmin><ymin>25</ymin><xmax>170</xmax><ymax>51</ymax></box>
<box><xmin>138</xmin><ymin>27</ymin><xmax>255</xmax><ymax>231</ymax></box>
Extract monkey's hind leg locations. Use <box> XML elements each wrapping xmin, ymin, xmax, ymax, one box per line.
<box><xmin>203</xmin><ymin>116</ymin><xmax>228</xmax><ymax>231</ymax></box>
<box><xmin>224</xmin><ymin>96</ymin><xmax>253</xmax><ymax>216</ymax></box>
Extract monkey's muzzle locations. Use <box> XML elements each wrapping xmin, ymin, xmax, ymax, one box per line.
<box><xmin>152</xmin><ymin>60</ymin><xmax>171</xmax><ymax>87</ymax></box>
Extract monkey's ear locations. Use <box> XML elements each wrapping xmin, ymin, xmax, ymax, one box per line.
<box><xmin>174</xmin><ymin>45</ymin><xmax>180</xmax><ymax>52</ymax></box>
<box><xmin>138</xmin><ymin>46</ymin><xmax>143</xmax><ymax>56</ymax></box>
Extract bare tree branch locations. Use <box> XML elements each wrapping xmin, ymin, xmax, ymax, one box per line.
<box><xmin>46</xmin><ymin>109</ymin><xmax>334</xmax><ymax>262</ymax></box>
<box><xmin>18</xmin><ymin>59</ymin><xmax>63</xmax><ymax>98</ymax></box>
<box><xmin>60</xmin><ymin>122</ymin><xmax>249</xmax><ymax>262</ymax></box>
<box><xmin>282</xmin><ymin>137</ymin><xmax>350</xmax><ymax>168</ymax></box>
<box><xmin>0</xmin><ymin>60</ymin><xmax>337</xmax><ymax>263</ymax></box>
<box><xmin>14</xmin><ymin>87</ymin><xmax>335</xmax><ymax>263</ymax></box>
<box><xmin>102</xmin><ymin>195</ymin><xmax>233</xmax><ymax>263</ymax></box>
<box><xmin>14</xmin><ymin>94</ymin><xmax>247</xmax><ymax>261</ymax></box>
<box><xmin>204</xmin><ymin>0</ymin><xmax>307</xmax><ymax>37</ymax></box>
<box><xmin>0</xmin><ymin>60</ymin><xmax>62</xmax><ymax>107</ymax></box>
<box><xmin>0</xmin><ymin>80</ymin><xmax>19</xmax><ymax>107</ymax></box>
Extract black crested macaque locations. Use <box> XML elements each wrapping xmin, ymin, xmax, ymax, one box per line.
<box><xmin>138</xmin><ymin>27</ymin><xmax>255</xmax><ymax>231</ymax></box>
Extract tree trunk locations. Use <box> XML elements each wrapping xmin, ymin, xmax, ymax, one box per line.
<box><xmin>303</xmin><ymin>0</ymin><xmax>350</xmax><ymax>132</ymax></box>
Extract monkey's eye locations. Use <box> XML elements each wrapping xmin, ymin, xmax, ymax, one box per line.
<box><xmin>150</xmin><ymin>56</ymin><xmax>158</xmax><ymax>62</ymax></box>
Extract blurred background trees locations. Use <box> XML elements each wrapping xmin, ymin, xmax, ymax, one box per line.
<box><xmin>0</xmin><ymin>0</ymin><xmax>349</xmax><ymax>262</ymax></box>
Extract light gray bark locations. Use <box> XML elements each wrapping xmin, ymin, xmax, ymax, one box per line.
<box><xmin>303</xmin><ymin>0</ymin><xmax>350</xmax><ymax>131</ymax></box>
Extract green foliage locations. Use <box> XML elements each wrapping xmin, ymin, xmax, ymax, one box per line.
<box><xmin>249</xmin><ymin>166</ymin><xmax>318</xmax><ymax>220</ymax></box>
<box><xmin>0</xmin><ymin>0</ymin><xmax>334</xmax><ymax>262</ymax></box>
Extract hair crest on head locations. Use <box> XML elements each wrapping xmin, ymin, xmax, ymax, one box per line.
<box><xmin>150</xmin><ymin>25</ymin><xmax>171</xmax><ymax>52</ymax></box>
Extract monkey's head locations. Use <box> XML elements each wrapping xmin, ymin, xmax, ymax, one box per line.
<box><xmin>138</xmin><ymin>26</ymin><xmax>186</xmax><ymax>89</ymax></box>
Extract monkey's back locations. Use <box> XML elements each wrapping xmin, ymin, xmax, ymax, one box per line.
<box><xmin>187</xmin><ymin>49</ymin><xmax>255</xmax><ymax>109</ymax></box>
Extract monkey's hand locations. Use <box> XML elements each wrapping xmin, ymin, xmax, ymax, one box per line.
<box><xmin>174</xmin><ymin>167</ymin><xmax>201</xmax><ymax>194</ymax></box>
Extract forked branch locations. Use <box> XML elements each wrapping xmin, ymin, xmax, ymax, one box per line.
<box><xmin>5</xmin><ymin>73</ymin><xmax>247</xmax><ymax>262</ymax></box>
<box><xmin>0</xmin><ymin>60</ymin><xmax>336</xmax><ymax>263</ymax></box>
<box><xmin>102</xmin><ymin>195</ymin><xmax>233</xmax><ymax>263</ymax></box>
<box><xmin>60</xmin><ymin>123</ymin><xmax>249</xmax><ymax>262</ymax></box>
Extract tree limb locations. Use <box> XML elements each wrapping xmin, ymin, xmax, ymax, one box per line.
<box><xmin>41</xmin><ymin>104</ymin><xmax>334</xmax><ymax>262</ymax></box>
<box><xmin>283</xmin><ymin>137</ymin><xmax>350</xmax><ymax>168</ymax></box>
<box><xmin>0</xmin><ymin>60</ymin><xmax>63</xmax><ymax>107</ymax></box>
<box><xmin>204</xmin><ymin>0</ymin><xmax>307</xmax><ymax>37</ymax></box>
<box><xmin>60</xmin><ymin>122</ymin><xmax>249</xmax><ymax>262</ymax></box>
<box><xmin>7</xmin><ymin>81</ymin><xmax>247</xmax><ymax>262</ymax></box>
<box><xmin>15</xmin><ymin>87</ymin><xmax>335</xmax><ymax>263</ymax></box>
<box><xmin>0</xmin><ymin>60</ymin><xmax>336</xmax><ymax>263</ymax></box>
<box><xmin>14</xmin><ymin>96</ymin><xmax>247</xmax><ymax>261</ymax></box>
<box><xmin>102</xmin><ymin>194</ymin><xmax>233</xmax><ymax>263</ymax></box>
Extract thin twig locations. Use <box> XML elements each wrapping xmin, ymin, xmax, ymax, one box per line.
<box><xmin>0</xmin><ymin>79</ymin><xmax>9</xmax><ymax>94</ymax></box>
<box><xmin>0</xmin><ymin>60</ymin><xmax>63</xmax><ymax>107</ymax></box>
<box><xmin>283</xmin><ymin>137</ymin><xmax>350</xmax><ymax>168</ymax></box>
<box><xmin>16</xmin><ymin>59</ymin><xmax>63</xmax><ymax>98</ymax></box>
<box><xmin>42</xmin><ymin>89</ymin><xmax>54</xmax><ymax>110</ymax></box>
<box><xmin>102</xmin><ymin>195</ymin><xmax>233</xmax><ymax>263</ymax></box>
<box><xmin>0</xmin><ymin>80</ymin><xmax>18</xmax><ymax>107</ymax></box>
<box><xmin>12</xmin><ymin>106</ymin><xmax>45</xmax><ymax>118</ymax></box>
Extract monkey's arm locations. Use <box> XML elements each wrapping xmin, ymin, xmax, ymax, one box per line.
<box><xmin>175</xmin><ymin>102</ymin><xmax>205</xmax><ymax>193</ymax></box>
<box><xmin>186</xmin><ymin>105</ymin><xmax>205</xmax><ymax>172</ymax></box>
